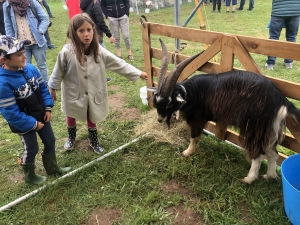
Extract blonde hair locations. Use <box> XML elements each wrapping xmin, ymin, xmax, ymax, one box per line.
<box><xmin>67</xmin><ymin>13</ymin><xmax>100</xmax><ymax>65</ymax></box>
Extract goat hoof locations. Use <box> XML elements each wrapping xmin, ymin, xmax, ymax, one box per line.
<box><xmin>242</xmin><ymin>177</ymin><xmax>254</xmax><ymax>184</ymax></box>
<box><xmin>182</xmin><ymin>150</ymin><xmax>191</xmax><ymax>157</ymax></box>
<box><xmin>261</xmin><ymin>174</ymin><xmax>278</xmax><ymax>180</ymax></box>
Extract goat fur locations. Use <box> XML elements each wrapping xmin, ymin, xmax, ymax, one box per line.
<box><xmin>153</xmin><ymin>70</ymin><xmax>300</xmax><ymax>184</ymax></box>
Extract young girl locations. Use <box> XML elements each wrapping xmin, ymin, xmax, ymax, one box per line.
<box><xmin>48</xmin><ymin>14</ymin><xmax>147</xmax><ymax>154</ymax></box>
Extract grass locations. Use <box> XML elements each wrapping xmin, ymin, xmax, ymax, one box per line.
<box><xmin>0</xmin><ymin>0</ymin><xmax>297</xmax><ymax>224</ymax></box>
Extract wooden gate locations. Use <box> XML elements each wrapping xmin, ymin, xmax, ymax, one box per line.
<box><xmin>141</xmin><ymin>21</ymin><xmax>300</xmax><ymax>165</ymax></box>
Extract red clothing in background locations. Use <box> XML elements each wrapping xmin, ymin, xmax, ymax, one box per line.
<box><xmin>66</xmin><ymin>0</ymin><xmax>81</xmax><ymax>19</ymax></box>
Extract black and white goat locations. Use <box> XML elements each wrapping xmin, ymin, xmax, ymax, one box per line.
<box><xmin>152</xmin><ymin>39</ymin><xmax>300</xmax><ymax>184</ymax></box>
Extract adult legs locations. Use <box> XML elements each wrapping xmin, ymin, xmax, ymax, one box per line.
<box><xmin>266</xmin><ymin>16</ymin><xmax>284</xmax><ymax>66</ymax></box>
<box><xmin>42</xmin><ymin>0</ymin><xmax>54</xmax><ymax>17</ymax></box>
<box><xmin>44</xmin><ymin>29</ymin><xmax>57</xmax><ymax>49</ymax></box>
<box><xmin>108</xmin><ymin>17</ymin><xmax>122</xmax><ymax>57</ymax></box>
<box><xmin>119</xmin><ymin>15</ymin><xmax>133</xmax><ymax>59</ymax></box>
<box><xmin>249</xmin><ymin>0</ymin><xmax>254</xmax><ymax>10</ymax></box>
<box><xmin>32</xmin><ymin>44</ymin><xmax>49</xmax><ymax>82</ymax></box>
<box><xmin>212</xmin><ymin>0</ymin><xmax>217</xmax><ymax>11</ymax></box>
<box><xmin>238</xmin><ymin>0</ymin><xmax>245</xmax><ymax>10</ymax></box>
<box><xmin>217</xmin><ymin>0</ymin><xmax>221</xmax><ymax>11</ymax></box>
<box><xmin>284</xmin><ymin>16</ymin><xmax>300</xmax><ymax>63</ymax></box>
<box><xmin>44</xmin><ymin>29</ymin><xmax>51</xmax><ymax>47</ymax></box>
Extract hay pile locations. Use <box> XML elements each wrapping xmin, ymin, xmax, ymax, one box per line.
<box><xmin>134</xmin><ymin>109</ymin><xmax>190</xmax><ymax>146</ymax></box>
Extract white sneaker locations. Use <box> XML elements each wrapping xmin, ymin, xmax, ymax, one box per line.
<box><xmin>265</xmin><ymin>63</ymin><xmax>274</xmax><ymax>70</ymax></box>
<box><xmin>283</xmin><ymin>62</ymin><xmax>293</xmax><ymax>69</ymax></box>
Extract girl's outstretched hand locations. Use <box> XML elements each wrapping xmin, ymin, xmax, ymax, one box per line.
<box><xmin>140</xmin><ymin>72</ymin><xmax>148</xmax><ymax>80</ymax></box>
<box><xmin>50</xmin><ymin>88</ymin><xmax>56</xmax><ymax>101</ymax></box>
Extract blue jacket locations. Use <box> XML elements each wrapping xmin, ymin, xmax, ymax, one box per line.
<box><xmin>3</xmin><ymin>0</ymin><xmax>49</xmax><ymax>47</ymax></box>
<box><xmin>0</xmin><ymin>64</ymin><xmax>54</xmax><ymax>133</ymax></box>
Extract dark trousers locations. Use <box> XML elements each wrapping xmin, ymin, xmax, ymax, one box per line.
<box><xmin>212</xmin><ymin>0</ymin><xmax>221</xmax><ymax>11</ymax></box>
<box><xmin>266</xmin><ymin>16</ymin><xmax>300</xmax><ymax>65</ymax></box>
<box><xmin>239</xmin><ymin>0</ymin><xmax>254</xmax><ymax>10</ymax></box>
<box><xmin>19</xmin><ymin>122</ymin><xmax>56</xmax><ymax>164</ymax></box>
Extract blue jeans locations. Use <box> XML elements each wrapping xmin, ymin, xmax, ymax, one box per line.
<box><xmin>42</xmin><ymin>0</ymin><xmax>53</xmax><ymax>17</ymax></box>
<box><xmin>25</xmin><ymin>44</ymin><xmax>49</xmax><ymax>82</ymax></box>
<box><xmin>238</xmin><ymin>0</ymin><xmax>254</xmax><ymax>10</ymax></box>
<box><xmin>19</xmin><ymin>122</ymin><xmax>56</xmax><ymax>164</ymax></box>
<box><xmin>266</xmin><ymin>16</ymin><xmax>300</xmax><ymax>65</ymax></box>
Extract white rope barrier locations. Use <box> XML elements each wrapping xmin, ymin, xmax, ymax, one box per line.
<box><xmin>0</xmin><ymin>135</ymin><xmax>146</xmax><ymax>212</ymax></box>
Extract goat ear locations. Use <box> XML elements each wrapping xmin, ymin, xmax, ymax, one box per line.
<box><xmin>147</xmin><ymin>87</ymin><xmax>157</xmax><ymax>92</ymax></box>
<box><xmin>176</xmin><ymin>94</ymin><xmax>186</xmax><ymax>104</ymax></box>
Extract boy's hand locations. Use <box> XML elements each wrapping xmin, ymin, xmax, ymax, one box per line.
<box><xmin>44</xmin><ymin>111</ymin><xmax>51</xmax><ymax>122</ymax></box>
<box><xmin>140</xmin><ymin>72</ymin><xmax>148</xmax><ymax>80</ymax></box>
<box><xmin>36</xmin><ymin>121</ymin><xmax>44</xmax><ymax>131</ymax></box>
<box><xmin>50</xmin><ymin>88</ymin><xmax>56</xmax><ymax>101</ymax></box>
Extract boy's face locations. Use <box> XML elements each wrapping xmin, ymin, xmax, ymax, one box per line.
<box><xmin>0</xmin><ymin>50</ymin><xmax>26</xmax><ymax>71</ymax></box>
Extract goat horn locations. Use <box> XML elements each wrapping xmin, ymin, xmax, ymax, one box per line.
<box><xmin>161</xmin><ymin>50</ymin><xmax>203</xmax><ymax>97</ymax></box>
<box><xmin>157</xmin><ymin>38</ymin><xmax>169</xmax><ymax>94</ymax></box>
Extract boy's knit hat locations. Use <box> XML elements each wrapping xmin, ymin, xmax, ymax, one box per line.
<box><xmin>0</xmin><ymin>35</ymin><xmax>31</xmax><ymax>57</ymax></box>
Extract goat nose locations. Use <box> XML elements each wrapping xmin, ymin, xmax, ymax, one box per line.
<box><xmin>158</xmin><ymin>119</ymin><xmax>163</xmax><ymax>123</ymax></box>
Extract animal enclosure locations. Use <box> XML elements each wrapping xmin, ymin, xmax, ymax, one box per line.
<box><xmin>140</xmin><ymin>20</ymin><xmax>300</xmax><ymax>165</ymax></box>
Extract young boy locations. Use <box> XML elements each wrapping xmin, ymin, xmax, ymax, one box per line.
<box><xmin>0</xmin><ymin>35</ymin><xmax>71</xmax><ymax>185</ymax></box>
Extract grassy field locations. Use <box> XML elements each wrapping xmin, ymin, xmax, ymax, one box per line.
<box><xmin>0</xmin><ymin>0</ymin><xmax>298</xmax><ymax>224</ymax></box>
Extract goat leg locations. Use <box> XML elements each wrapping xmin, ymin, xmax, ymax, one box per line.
<box><xmin>262</xmin><ymin>146</ymin><xmax>278</xmax><ymax>180</ymax></box>
<box><xmin>182</xmin><ymin>137</ymin><xmax>199</xmax><ymax>157</ymax></box>
<box><xmin>242</xmin><ymin>154</ymin><xmax>264</xmax><ymax>184</ymax></box>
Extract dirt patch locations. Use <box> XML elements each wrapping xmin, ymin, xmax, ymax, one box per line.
<box><xmin>76</xmin><ymin>139</ymin><xmax>93</xmax><ymax>153</ymax></box>
<box><xmin>82</xmin><ymin>207</ymin><xmax>123</xmax><ymax>225</ymax></box>
<box><xmin>162</xmin><ymin>179</ymin><xmax>205</xmax><ymax>225</ymax></box>
<box><xmin>108</xmin><ymin>86</ymin><xmax>140</xmax><ymax>121</ymax></box>
<box><xmin>7</xmin><ymin>173</ymin><xmax>24</xmax><ymax>183</ymax></box>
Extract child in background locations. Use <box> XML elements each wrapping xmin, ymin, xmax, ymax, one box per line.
<box><xmin>0</xmin><ymin>35</ymin><xmax>71</xmax><ymax>185</ymax></box>
<box><xmin>48</xmin><ymin>14</ymin><xmax>147</xmax><ymax>154</ymax></box>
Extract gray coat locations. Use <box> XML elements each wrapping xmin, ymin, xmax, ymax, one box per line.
<box><xmin>48</xmin><ymin>44</ymin><xmax>141</xmax><ymax>123</ymax></box>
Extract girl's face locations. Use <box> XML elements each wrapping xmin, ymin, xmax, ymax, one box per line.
<box><xmin>76</xmin><ymin>21</ymin><xmax>94</xmax><ymax>50</ymax></box>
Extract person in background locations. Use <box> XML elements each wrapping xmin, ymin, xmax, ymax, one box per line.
<box><xmin>36</xmin><ymin>0</ymin><xmax>57</xmax><ymax>49</ymax></box>
<box><xmin>225</xmin><ymin>0</ymin><xmax>237</xmax><ymax>13</ymax></box>
<box><xmin>80</xmin><ymin>0</ymin><xmax>115</xmax><ymax>82</ymax></box>
<box><xmin>101</xmin><ymin>0</ymin><xmax>134</xmax><ymax>61</ymax></box>
<box><xmin>0</xmin><ymin>0</ymin><xmax>6</xmax><ymax>35</ymax></box>
<box><xmin>0</xmin><ymin>35</ymin><xmax>71</xmax><ymax>185</ymax></box>
<box><xmin>265</xmin><ymin>0</ymin><xmax>300</xmax><ymax>70</ymax></box>
<box><xmin>3</xmin><ymin>0</ymin><xmax>50</xmax><ymax>83</ymax></box>
<box><xmin>212</xmin><ymin>0</ymin><xmax>221</xmax><ymax>12</ymax></box>
<box><xmin>66</xmin><ymin>0</ymin><xmax>81</xmax><ymax>19</ymax></box>
<box><xmin>237</xmin><ymin>0</ymin><xmax>254</xmax><ymax>11</ymax></box>
<box><xmin>48</xmin><ymin>14</ymin><xmax>147</xmax><ymax>154</ymax></box>
<box><xmin>40</xmin><ymin>0</ymin><xmax>55</xmax><ymax>18</ymax></box>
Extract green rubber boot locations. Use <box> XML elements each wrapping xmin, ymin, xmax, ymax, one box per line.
<box><xmin>42</xmin><ymin>152</ymin><xmax>71</xmax><ymax>176</ymax></box>
<box><xmin>21</xmin><ymin>164</ymin><xmax>47</xmax><ymax>185</ymax></box>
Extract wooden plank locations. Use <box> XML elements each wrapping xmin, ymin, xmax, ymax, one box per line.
<box><xmin>148</xmin><ymin>23</ymin><xmax>223</xmax><ymax>44</ymax></box>
<box><xmin>237</xmin><ymin>36</ymin><xmax>300</xmax><ymax>61</ymax></box>
<box><xmin>178</xmin><ymin>37</ymin><xmax>222</xmax><ymax>81</ymax></box>
<box><xmin>220</xmin><ymin>35</ymin><xmax>234</xmax><ymax>72</ymax></box>
<box><xmin>148</xmin><ymin>23</ymin><xmax>300</xmax><ymax>61</ymax></box>
<box><xmin>233</xmin><ymin>36</ymin><xmax>263</xmax><ymax>74</ymax></box>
